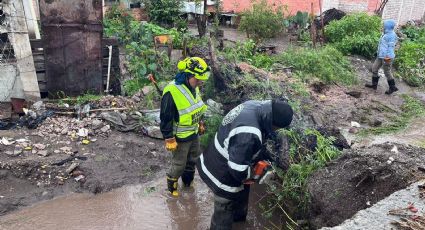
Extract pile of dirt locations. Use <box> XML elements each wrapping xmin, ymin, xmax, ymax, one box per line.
<box><xmin>307</xmin><ymin>143</ymin><xmax>425</xmax><ymax>229</ymax></box>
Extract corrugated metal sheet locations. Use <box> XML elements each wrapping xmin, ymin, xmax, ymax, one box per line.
<box><xmin>39</xmin><ymin>0</ymin><xmax>103</xmax><ymax>97</ymax></box>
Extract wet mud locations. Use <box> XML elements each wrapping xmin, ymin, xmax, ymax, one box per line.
<box><xmin>0</xmin><ymin>175</ymin><xmax>282</xmax><ymax>230</ymax></box>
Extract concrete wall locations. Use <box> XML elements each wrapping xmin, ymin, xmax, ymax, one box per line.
<box><xmin>0</xmin><ymin>0</ymin><xmax>40</xmax><ymax>102</ymax></box>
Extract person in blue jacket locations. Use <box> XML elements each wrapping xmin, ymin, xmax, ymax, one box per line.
<box><xmin>365</xmin><ymin>19</ymin><xmax>399</xmax><ymax>94</ymax></box>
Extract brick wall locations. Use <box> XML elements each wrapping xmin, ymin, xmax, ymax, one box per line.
<box><xmin>222</xmin><ymin>0</ymin><xmax>321</xmax><ymax>14</ymax></box>
<box><xmin>411</xmin><ymin>0</ymin><xmax>425</xmax><ymax>22</ymax></box>
<box><xmin>382</xmin><ymin>0</ymin><xmax>425</xmax><ymax>25</ymax></box>
<box><xmin>221</xmin><ymin>0</ymin><xmax>425</xmax><ymax>24</ymax></box>
<box><xmin>322</xmin><ymin>0</ymin><xmax>340</xmax><ymax>11</ymax></box>
<box><xmin>338</xmin><ymin>0</ymin><xmax>368</xmax><ymax>12</ymax></box>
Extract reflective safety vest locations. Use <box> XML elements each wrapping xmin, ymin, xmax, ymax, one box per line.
<box><xmin>163</xmin><ymin>81</ymin><xmax>208</xmax><ymax>139</ymax></box>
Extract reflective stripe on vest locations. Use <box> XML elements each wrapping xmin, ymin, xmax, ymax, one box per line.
<box><xmin>163</xmin><ymin>81</ymin><xmax>207</xmax><ymax>139</ymax></box>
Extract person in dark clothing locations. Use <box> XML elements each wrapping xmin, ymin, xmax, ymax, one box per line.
<box><xmin>197</xmin><ymin>99</ymin><xmax>294</xmax><ymax>230</ymax></box>
<box><xmin>160</xmin><ymin>57</ymin><xmax>210</xmax><ymax>197</ymax></box>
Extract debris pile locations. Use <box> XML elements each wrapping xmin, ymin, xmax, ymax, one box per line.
<box><xmin>36</xmin><ymin>115</ymin><xmax>111</xmax><ymax>139</ymax></box>
<box><xmin>94</xmin><ymin>95</ymin><xmax>137</xmax><ymax>109</ymax></box>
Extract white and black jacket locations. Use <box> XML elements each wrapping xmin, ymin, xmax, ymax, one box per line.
<box><xmin>197</xmin><ymin>100</ymin><xmax>274</xmax><ymax>200</ymax></box>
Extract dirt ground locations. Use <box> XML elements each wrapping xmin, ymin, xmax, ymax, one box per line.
<box><xmin>0</xmin><ymin>128</ymin><xmax>168</xmax><ymax>215</ymax></box>
<box><xmin>307</xmin><ymin>143</ymin><xmax>425</xmax><ymax>229</ymax></box>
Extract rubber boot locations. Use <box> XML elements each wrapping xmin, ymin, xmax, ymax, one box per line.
<box><xmin>365</xmin><ymin>76</ymin><xmax>379</xmax><ymax>90</ymax></box>
<box><xmin>385</xmin><ymin>79</ymin><xmax>398</xmax><ymax>94</ymax></box>
<box><xmin>181</xmin><ymin>170</ymin><xmax>195</xmax><ymax>187</ymax></box>
<box><xmin>167</xmin><ymin>176</ymin><xmax>179</xmax><ymax>197</ymax></box>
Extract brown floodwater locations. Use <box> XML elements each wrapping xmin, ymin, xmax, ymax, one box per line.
<box><xmin>0</xmin><ymin>175</ymin><xmax>284</xmax><ymax>230</ymax></box>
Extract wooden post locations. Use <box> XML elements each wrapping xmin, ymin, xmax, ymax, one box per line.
<box><xmin>319</xmin><ymin>0</ymin><xmax>324</xmax><ymax>45</ymax></box>
<box><xmin>310</xmin><ymin>2</ymin><xmax>317</xmax><ymax>48</ymax></box>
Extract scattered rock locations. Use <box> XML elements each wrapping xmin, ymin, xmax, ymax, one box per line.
<box><xmin>92</xmin><ymin>119</ymin><xmax>103</xmax><ymax>130</ymax></box>
<box><xmin>61</xmin><ymin>127</ymin><xmax>69</xmax><ymax>135</ymax></box>
<box><xmin>54</xmin><ymin>150</ymin><xmax>61</xmax><ymax>154</ymax></box>
<box><xmin>71</xmin><ymin>170</ymin><xmax>84</xmax><ymax>177</ymax></box>
<box><xmin>346</xmin><ymin>91</ymin><xmax>362</xmax><ymax>98</ymax></box>
<box><xmin>59</xmin><ymin>146</ymin><xmax>72</xmax><ymax>154</ymax></box>
<box><xmin>65</xmin><ymin>162</ymin><xmax>79</xmax><ymax>174</ymax></box>
<box><xmin>33</xmin><ymin>143</ymin><xmax>46</xmax><ymax>150</ymax></box>
<box><xmin>100</xmin><ymin>125</ymin><xmax>110</xmax><ymax>133</ymax></box>
<box><xmin>11</xmin><ymin>146</ymin><xmax>23</xmax><ymax>156</ymax></box>
<box><xmin>37</xmin><ymin>150</ymin><xmax>50</xmax><ymax>157</ymax></box>
<box><xmin>351</xmin><ymin>121</ymin><xmax>361</xmax><ymax>128</ymax></box>
<box><xmin>143</xmin><ymin>126</ymin><xmax>163</xmax><ymax>139</ymax></box>
<box><xmin>368</xmin><ymin>119</ymin><xmax>383</xmax><ymax>127</ymax></box>
<box><xmin>391</xmin><ymin>146</ymin><xmax>398</xmax><ymax>153</ymax></box>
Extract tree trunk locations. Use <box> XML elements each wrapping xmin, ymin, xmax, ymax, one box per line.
<box><xmin>196</xmin><ymin>0</ymin><xmax>208</xmax><ymax>37</ymax></box>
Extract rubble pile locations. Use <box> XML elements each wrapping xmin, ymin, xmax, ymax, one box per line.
<box><xmin>95</xmin><ymin>95</ymin><xmax>137</xmax><ymax>109</ymax></box>
<box><xmin>36</xmin><ymin>115</ymin><xmax>111</xmax><ymax>140</ymax></box>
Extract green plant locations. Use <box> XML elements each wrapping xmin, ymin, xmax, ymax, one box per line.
<box><xmin>104</xmin><ymin>10</ymin><xmax>176</xmax><ymax>95</ymax></box>
<box><xmin>325</xmin><ymin>13</ymin><xmax>381</xmax><ymax>58</ymax></box>
<box><xmin>395</xmin><ymin>26</ymin><xmax>425</xmax><ymax>87</ymax></box>
<box><xmin>401</xmin><ymin>25</ymin><xmax>425</xmax><ymax>42</ymax></box>
<box><xmin>200</xmin><ymin>114</ymin><xmax>224</xmax><ymax>148</ymax></box>
<box><xmin>104</xmin><ymin>4</ymin><xmax>134</xmax><ymax>43</ymax></box>
<box><xmin>238</xmin><ymin>0</ymin><xmax>287</xmax><ymax>44</ymax></box>
<box><xmin>360</xmin><ymin>95</ymin><xmax>425</xmax><ymax>136</ymax></box>
<box><xmin>223</xmin><ymin>39</ymin><xmax>256</xmax><ymax>62</ymax></box>
<box><xmin>142</xmin><ymin>0</ymin><xmax>182</xmax><ymax>28</ymax></box>
<box><xmin>57</xmin><ymin>93</ymin><xmax>102</xmax><ymax>105</ymax></box>
<box><xmin>266</xmin><ymin>129</ymin><xmax>342</xmax><ymax>214</ymax></box>
<box><xmin>277</xmin><ymin>46</ymin><xmax>356</xmax><ymax>85</ymax></box>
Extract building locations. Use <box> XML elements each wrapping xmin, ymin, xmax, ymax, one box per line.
<box><xmin>222</xmin><ymin>0</ymin><xmax>425</xmax><ymax>25</ymax></box>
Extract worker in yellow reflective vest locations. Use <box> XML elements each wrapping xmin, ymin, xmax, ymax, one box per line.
<box><xmin>160</xmin><ymin>57</ymin><xmax>210</xmax><ymax>197</ymax></box>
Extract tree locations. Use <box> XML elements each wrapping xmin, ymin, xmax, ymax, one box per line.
<box><xmin>238</xmin><ymin>0</ymin><xmax>286</xmax><ymax>45</ymax></box>
<box><xmin>194</xmin><ymin>0</ymin><xmax>208</xmax><ymax>37</ymax></box>
<box><xmin>142</xmin><ymin>0</ymin><xmax>182</xmax><ymax>28</ymax></box>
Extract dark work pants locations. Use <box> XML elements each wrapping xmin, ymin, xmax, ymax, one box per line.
<box><xmin>210</xmin><ymin>185</ymin><xmax>250</xmax><ymax>230</ymax></box>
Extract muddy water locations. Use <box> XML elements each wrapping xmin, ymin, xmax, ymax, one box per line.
<box><xmin>0</xmin><ymin>175</ymin><xmax>283</xmax><ymax>230</ymax></box>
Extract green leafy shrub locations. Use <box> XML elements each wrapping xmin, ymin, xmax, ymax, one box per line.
<box><xmin>395</xmin><ymin>26</ymin><xmax>425</xmax><ymax>87</ymax></box>
<box><xmin>238</xmin><ymin>0</ymin><xmax>286</xmax><ymax>44</ymax></box>
<box><xmin>277</xmin><ymin>46</ymin><xmax>356</xmax><ymax>85</ymax></box>
<box><xmin>104</xmin><ymin>5</ymin><xmax>175</xmax><ymax>95</ymax></box>
<box><xmin>325</xmin><ymin>13</ymin><xmax>381</xmax><ymax>58</ymax></box>
<box><xmin>142</xmin><ymin>0</ymin><xmax>182</xmax><ymax>28</ymax></box>
<box><xmin>200</xmin><ymin>114</ymin><xmax>224</xmax><ymax>148</ymax></box>
<box><xmin>104</xmin><ymin>5</ymin><xmax>134</xmax><ymax>43</ymax></box>
<box><xmin>401</xmin><ymin>25</ymin><xmax>425</xmax><ymax>42</ymax></box>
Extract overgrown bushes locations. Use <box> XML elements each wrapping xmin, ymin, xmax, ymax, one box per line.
<box><xmin>104</xmin><ymin>5</ymin><xmax>187</xmax><ymax>95</ymax></box>
<box><xmin>239</xmin><ymin>0</ymin><xmax>286</xmax><ymax>44</ymax></box>
<box><xmin>277</xmin><ymin>46</ymin><xmax>356</xmax><ymax>85</ymax></box>
<box><xmin>325</xmin><ymin>13</ymin><xmax>381</xmax><ymax>58</ymax></box>
<box><xmin>142</xmin><ymin>0</ymin><xmax>182</xmax><ymax>28</ymax></box>
<box><xmin>223</xmin><ymin>42</ymin><xmax>356</xmax><ymax>85</ymax></box>
<box><xmin>395</xmin><ymin>26</ymin><xmax>425</xmax><ymax>87</ymax></box>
